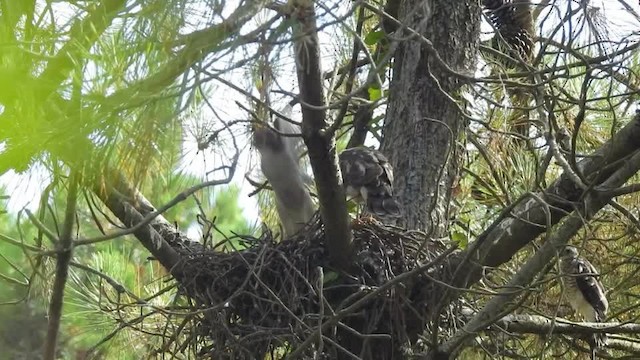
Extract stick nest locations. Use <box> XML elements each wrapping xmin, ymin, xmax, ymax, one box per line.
<box><xmin>172</xmin><ymin>215</ymin><xmax>450</xmax><ymax>359</ymax></box>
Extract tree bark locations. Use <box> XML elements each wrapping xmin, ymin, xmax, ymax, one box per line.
<box><xmin>382</xmin><ymin>0</ymin><xmax>480</xmax><ymax>234</ymax></box>
<box><xmin>293</xmin><ymin>1</ymin><xmax>353</xmax><ymax>268</ymax></box>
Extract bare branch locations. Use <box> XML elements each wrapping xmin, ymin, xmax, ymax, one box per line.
<box><xmin>91</xmin><ymin>170</ymin><xmax>185</xmax><ymax>273</ymax></box>
<box><xmin>43</xmin><ymin>171</ymin><xmax>79</xmax><ymax>360</ymax></box>
<box><xmin>432</xmin><ymin>147</ymin><xmax>640</xmax><ymax>358</ymax></box>
<box><xmin>292</xmin><ymin>1</ymin><xmax>352</xmax><ymax>267</ymax></box>
<box><xmin>446</xmin><ymin>112</ymin><xmax>640</xmax><ymax>299</ymax></box>
<box><xmin>78</xmin><ymin>161</ymin><xmax>237</xmax><ymax>247</ymax></box>
<box><xmin>287</xmin><ymin>245</ymin><xmax>456</xmax><ymax>358</ymax></box>
<box><xmin>494</xmin><ymin>314</ymin><xmax>640</xmax><ymax>335</ymax></box>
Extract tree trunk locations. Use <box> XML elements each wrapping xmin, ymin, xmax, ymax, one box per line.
<box><xmin>382</xmin><ymin>0</ymin><xmax>480</xmax><ymax>234</ymax></box>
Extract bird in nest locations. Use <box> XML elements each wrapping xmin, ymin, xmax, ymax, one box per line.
<box><xmin>338</xmin><ymin>147</ymin><xmax>402</xmax><ymax>221</ymax></box>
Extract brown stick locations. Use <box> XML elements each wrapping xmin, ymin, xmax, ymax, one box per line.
<box><xmin>42</xmin><ymin>171</ymin><xmax>79</xmax><ymax>360</ymax></box>
<box><xmin>292</xmin><ymin>1</ymin><xmax>353</xmax><ymax>268</ymax></box>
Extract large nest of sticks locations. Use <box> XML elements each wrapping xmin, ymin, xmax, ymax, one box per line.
<box><xmin>170</xmin><ymin>216</ymin><xmax>452</xmax><ymax>359</ymax></box>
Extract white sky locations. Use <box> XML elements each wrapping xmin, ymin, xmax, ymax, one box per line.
<box><xmin>2</xmin><ymin>0</ymin><xmax>639</xmax><ymax>237</ymax></box>
<box><xmin>0</xmin><ymin>0</ymin><xmax>355</xmax><ymax>231</ymax></box>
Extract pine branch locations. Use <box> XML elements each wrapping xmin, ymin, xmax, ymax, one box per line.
<box><xmin>95</xmin><ymin>181</ymin><xmax>182</xmax><ymax>270</ymax></box>
<box><xmin>91</xmin><ymin>169</ymin><xmax>205</xmax><ymax>273</ymax></box>
<box><xmin>445</xmin><ymin>112</ymin><xmax>640</xmax><ymax>301</ymax></box>
<box><xmin>493</xmin><ymin>314</ymin><xmax>640</xmax><ymax>335</ymax></box>
<box><xmin>37</xmin><ymin>0</ymin><xmax>127</xmax><ymax>98</ymax></box>
<box><xmin>494</xmin><ymin>315</ymin><xmax>640</xmax><ymax>357</ymax></box>
<box><xmin>42</xmin><ymin>171</ymin><xmax>79</xmax><ymax>360</ymax></box>
<box><xmin>430</xmin><ymin>147</ymin><xmax>640</xmax><ymax>358</ymax></box>
<box><xmin>291</xmin><ymin>1</ymin><xmax>353</xmax><ymax>267</ymax></box>
<box><xmin>102</xmin><ymin>0</ymin><xmax>268</xmax><ymax>110</ymax></box>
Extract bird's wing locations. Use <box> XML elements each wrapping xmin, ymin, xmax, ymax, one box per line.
<box><xmin>339</xmin><ymin>147</ymin><xmax>400</xmax><ymax>218</ymax></box>
<box><xmin>379</xmin><ymin>155</ymin><xmax>394</xmax><ymax>185</ymax></box>
<box><xmin>573</xmin><ymin>258</ymin><xmax>609</xmax><ymax>320</ymax></box>
<box><xmin>274</xmin><ymin>104</ymin><xmax>305</xmax><ymax>159</ymax></box>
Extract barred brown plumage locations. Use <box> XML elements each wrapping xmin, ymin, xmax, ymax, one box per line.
<box><xmin>339</xmin><ymin>147</ymin><xmax>401</xmax><ymax>219</ymax></box>
<box><xmin>559</xmin><ymin>245</ymin><xmax>608</xmax><ymax>359</ymax></box>
<box><xmin>484</xmin><ymin>0</ymin><xmax>534</xmax><ymax>64</ymax></box>
<box><xmin>482</xmin><ymin>0</ymin><xmax>535</xmax><ymax>138</ymax></box>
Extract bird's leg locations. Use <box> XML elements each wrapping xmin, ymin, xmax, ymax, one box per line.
<box><xmin>357</xmin><ymin>206</ymin><xmax>377</xmax><ymax>224</ymax></box>
<box><xmin>348</xmin><ymin>200</ymin><xmax>373</xmax><ymax>226</ymax></box>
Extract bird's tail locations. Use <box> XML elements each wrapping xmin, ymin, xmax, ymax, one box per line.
<box><xmin>589</xmin><ymin>333</ymin><xmax>607</xmax><ymax>360</ymax></box>
<box><xmin>590</xmin><ymin>332</ymin><xmax>607</xmax><ymax>348</ymax></box>
<box><xmin>366</xmin><ymin>194</ymin><xmax>402</xmax><ymax>219</ymax></box>
<box><xmin>589</xmin><ymin>313</ymin><xmax>607</xmax><ymax>360</ymax></box>
<box><xmin>595</xmin><ymin>311</ymin><xmax>608</xmax><ymax>347</ymax></box>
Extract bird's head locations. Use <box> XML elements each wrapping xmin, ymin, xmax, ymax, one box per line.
<box><xmin>560</xmin><ymin>245</ymin><xmax>579</xmax><ymax>260</ymax></box>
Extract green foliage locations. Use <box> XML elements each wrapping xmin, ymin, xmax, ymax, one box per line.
<box><xmin>364</xmin><ymin>30</ymin><xmax>385</xmax><ymax>46</ymax></box>
<box><xmin>208</xmin><ymin>185</ymin><xmax>255</xmax><ymax>242</ymax></box>
<box><xmin>0</xmin><ymin>0</ymin><xmax>639</xmax><ymax>359</ymax></box>
<box><xmin>367</xmin><ymin>86</ymin><xmax>382</xmax><ymax>102</ymax></box>
<box><xmin>144</xmin><ymin>170</ymin><xmax>202</xmax><ymax>230</ymax></box>
<box><xmin>61</xmin><ymin>246</ymin><xmax>176</xmax><ymax>358</ymax></box>
<box><xmin>0</xmin><ymin>202</ymin><xmax>48</xmax><ymax>357</ymax></box>
<box><xmin>0</xmin><ymin>0</ymin><xmax>389</xmax><ymax>357</ymax></box>
<box><xmin>0</xmin><ymin>194</ymin><xmax>6</xmax><ymax>215</ymax></box>
<box><xmin>450</xmin><ymin>231</ymin><xmax>468</xmax><ymax>249</ymax></box>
